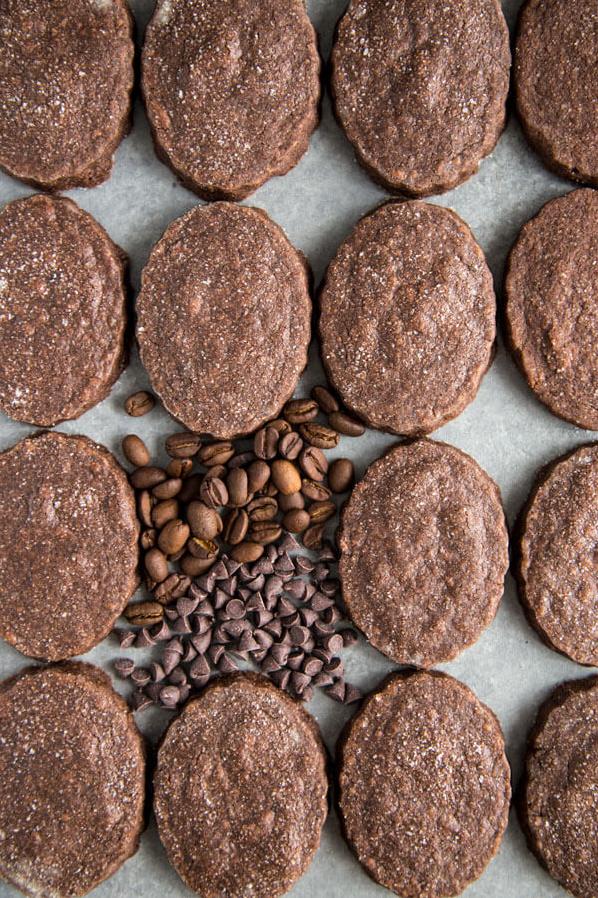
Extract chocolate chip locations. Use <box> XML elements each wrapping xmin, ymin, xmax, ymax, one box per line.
<box><xmin>114</xmin><ymin>658</ymin><xmax>135</xmax><ymax>678</ymax></box>
<box><xmin>131</xmin><ymin>667</ymin><xmax>151</xmax><ymax>687</ymax></box>
<box><xmin>326</xmin><ymin>680</ymin><xmax>346</xmax><ymax>703</ymax></box>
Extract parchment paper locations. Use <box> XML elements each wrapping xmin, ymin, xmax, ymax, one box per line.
<box><xmin>0</xmin><ymin>2</ymin><xmax>593</xmax><ymax>896</ymax></box>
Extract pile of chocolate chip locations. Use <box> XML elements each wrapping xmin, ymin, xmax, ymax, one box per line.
<box><xmin>115</xmin><ymin>385</ymin><xmax>365</xmax><ymax>710</ymax></box>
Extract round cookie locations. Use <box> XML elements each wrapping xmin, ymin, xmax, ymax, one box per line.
<box><xmin>0</xmin><ymin>431</ymin><xmax>139</xmax><ymax>661</ymax></box>
<box><xmin>0</xmin><ymin>195</ymin><xmax>128</xmax><ymax>427</ymax></box>
<box><xmin>142</xmin><ymin>0</ymin><xmax>320</xmax><ymax>200</ymax></box>
<box><xmin>505</xmin><ymin>189</ymin><xmax>598</xmax><ymax>431</ymax></box>
<box><xmin>337</xmin><ymin>670</ymin><xmax>511</xmax><ymax>898</ymax></box>
<box><xmin>521</xmin><ymin>675</ymin><xmax>598</xmax><ymax>898</ymax></box>
<box><xmin>319</xmin><ymin>201</ymin><xmax>496</xmax><ymax>436</ymax></box>
<box><xmin>515</xmin><ymin>0</ymin><xmax>598</xmax><ymax>186</ymax></box>
<box><xmin>0</xmin><ymin>0</ymin><xmax>134</xmax><ymax>191</ymax></box>
<box><xmin>136</xmin><ymin>202</ymin><xmax>311</xmax><ymax>438</ymax></box>
<box><xmin>0</xmin><ymin>662</ymin><xmax>145</xmax><ymax>898</ymax></box>
<box><xmin>330</xmin><ymin>0</ymin><xmax>510</xmax><ymax>196</ymax></box>
<box><xmin>154</xmin><ymin>673</ymin><xmax>328</xmax><ymax>898</ymax></box>
<box><xmin>517</xmin><ymin>443</ymin><xmax>598</xmax><ymax>666</ymax></box>
<box><xmin>338</xmin><ymin>439</ymin><xmax>508</xmax><ymax>667</ymax></box>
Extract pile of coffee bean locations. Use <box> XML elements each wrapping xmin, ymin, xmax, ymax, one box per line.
<box><xmin>116</xmin><ymin>385</ymin><xmax>364</xmax><ymax>710</ymax></box>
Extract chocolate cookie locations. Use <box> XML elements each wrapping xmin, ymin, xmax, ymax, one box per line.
<box><xmin>0</xmin><ymin>662</ymin><xmax>145</xmax><ymax>898</ymax></box>
<box><xmin>141</xmin><ymin>0</ymin><xmax>320</xmax><ymax>200</ymax></box>
<box><xmin>515</xmin><ymin>0</ymin><xmax>598</xmax><ymax>186</ymax></box>
<box><xmin>319</xmin><ymin>201</ymin><xmax>496</xmax><ymax>436</ymax></box>
<box><xmin>521</xmin><ymin>675</ymin><xmax>598</xmax><ymax>898</ymax></box>
<box><xmin>154</xmin><ymin>673</ymin><xmax>328</xmax><ymax>898</ymax></box>
<box><xmin>137</xmin><ymin>202</ymin><xmax>311</xmax><ymax>438</ymax></box>
<box><xmin>0</xmin><ymin>431</ymin><xmax>139</xmax><ymax>661</ymax></box>
<box><xmin>337</xmin><ymin>670</ymin><xmax>511</xmax><ymax>898</ymax></box>
<box><xmin>339</xmin><ymin>439</ymin><xmax>508</xmax><ymax>667</ymax></box>
<box><xmin>0</xmin><ymin>195</ymin><xmax>128</xmax><ymax>427</ymax></box>
<box><xmin>330</xmin><ymin>0</ymin><xmax>510</xmax><ymax>196</ymax></box>
<box><xmin>0</xmin><ymin>0</ymin><xmax>134</xmax><ymax>191</ymax></box>
<box><xmin>517</xmin><ymin>443</ymin><xmax>598</xmax><ymax>666</ymax></box>
<box><xmin>505</xmin><ymin>189</ymin><xmax>598</xmax><ymax>431</ymax></box>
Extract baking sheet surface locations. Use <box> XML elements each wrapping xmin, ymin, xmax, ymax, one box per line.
<box><xmin>0</xmin><ymin>2</ymin><xmax>593</xmax><ymax>896</ymax></box>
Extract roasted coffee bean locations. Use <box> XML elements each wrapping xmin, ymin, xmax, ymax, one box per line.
<box><xmin>122</xmin><ymin>434</ymin><xmax>150</xmax><ymax>467</ymax></box>
<box><xmin>247</xmin><ymin>495</ymin><xmax>278</xmax><ymax>522</ymax></box>
<box><xmin>328</xmin><ymin>458</ymin><xmax>354</xmax><ymax>493</ymax></box>
<box><xmin>154</xmin><ymin>573</ymin><xmax>191</xmax><ymax>604</ymax></box>
<box><xmin>271</xmin><ymin>459</ymin><xmax>301</xmax><ymax>495</ymax></box>
<box><xmin>267</xmin><ymin>418</ymin><xmax>292</xmax><ymax>436</ymax></box>
<box><xmin>166</xmin><ymin>457</ymin><xmax>193</xmax><ymax>479</ymax></box>
<box><xmin>303</xmin><ymin>523</ymin><xmax>325</xmax><ymax>550</ymax></box>
<box><xmin>311</xmin><ymin>384</ymin><xmax>339</xmax><ymax>414</ymax></box>
<box><xmin>299</xmin><ymin>446</ymin><xmax>328</xmax><ymax>481</ymax></box>
<box><xmin>187</xmin><ymin>501</ymin><xmax>220</xmax><ymax>539</ymax></box>
<box><xmin>158</xmin><ymin>519</ymin><xmax>190</xmax><ymax>556</ymax></box>
<box><xmin>124</xmin><ymin>600</ymin><xmax>164</xmax><ymax>627</ymax></box>
<box><xmin>226</xmin><ymin>467</ymin><xmax>249</xmax><ymax>507</ymax></box>
<box><xmin>308</xmin><ymin>500</ymin><xmax>336</xmax><ymax>524</ymax></box>
<box><xmin>328</xmin><ymin>410</ymin><xmax>365</xmax><ymax>436</ymax></box>
<box><xmin>200</xmin><ymin>476</ymin><xmax>228</xmax><ymax>508</ymax></box>
<box><xmin>301</xmin><ymin>479</ymin><xmax>332</xmax><ymax>502</ymax></box>
<box><xmin>198</xmin><ymin>441</ymin><xmax>234</xmax><ymax>467</ymax></box>
<box><xmin>140</xmin><ymin>528</ymin><xmax>157</xmax><ymax>551</ymax></box>
<box><xmin>249</xmin><ymin>521</ymin><xmax>283</xmax><ymax>545</ymax></box>
<box><xmin>231</xmin><ymin>541</ymin><xmax>264</xmax><ymax>563</ymax></box>
<box><xmin>283</xmin><ymin>398</ymin><xmax>319</xmax><ymax>424</ymax></box>
<box><xmin>137</xmin><ymin>490</ymin><xmax>154</xmax><ymax>528</ymax></box>
<box><xmin>187</xmin><ymin>537</ymin><xmax>218</xmax><ymax>560</ymax></box>
<box><xmin>223</xmin><ymin>508</ymin><xmax>249</xmax><ymax>545</ymax></box>
<box><xmin>261</xmin><ymin>481</ymin><xmax>279</xmax><ymax>498</ymax></box>
<box><xmin>282</xmin><ymin>509</ymin><xmax>311</xmax><ymax>533</ymax></box>
<box><xmin>144</xmin><ymin>547</ymin><xmax>169</xmax><ymax>582</ymax></box>
<box><xmin>278</xmin><ymin>432</ymin><xmax>303</xmax><ymax>460</ymax></box>
<box><xmin>254</xmin><ymin>426</ymin><xmax>279</xmax><ymax>460</ymax></box>
<box><xmin>178</xmin><ymin>473</ymin><xmax>202</xmax><ymax>503</ymax></box>
<box><xmin>130</xmin><ymin>465</ymin><xmax>167</xmax><ymax>490</ymax></box>
<box><xmin>152</xmin><ymin>477</ymin><xmax>182</xmax><ymax>500</ymax></box>
<box><xmin>246</xmin><ymin>460</ymin><xmax>270</xmax><ymax>493</ymax></box>
<box><xmin>165</xmin><ymin>431</ymin><xmax>202</xmax><ymax>458</ymax></box>
<box><xmin>180</xmin><ymin>553</ymin><xmax>215</xmax><ymax>576</ymax></box>
<box><xmin>228</xmin><ymin>451</ymin><xmax>255</xmax><ymax>469</ymax></box>
<box><xmin>299</xmin><ymin>422</ymin><xmax>339</xmax><ymax>449</ymax></box>
<box><xmin>278</xmin><ymin>491</ymin><xmax>305</xmax><ymax>512</ymax></box>
<box><xmin>152</xmin><ymin>498</ymin><xmax>179</xmax><ymax>530</ymax></box>
<box><xmin>124</xmin><ymin>390</ymin><xmax>155</xmax><ymax>417</ymax></box>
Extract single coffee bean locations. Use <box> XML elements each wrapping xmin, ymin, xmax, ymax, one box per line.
<box><xmin>247</xmin><ymin>495</ymin><xmax>278</xmax><ymax>522</ymax></box>
<box><xmin>165</xmin><ymin>431</ymin><xmax>202</xmax><ymax>458</ymax></box>
<box><xmin>309</xmin><ymin>500</ymin><xmax>336</xmax><ymax>524</ymax></box>
<box><xmin>180</xmin><ymin>553</ymin><xmax>214</xmax><ymax>576</ymax></box>
<box><xmin>140</xmin><ymin>528</ymin><xmax>157</xmax><ymax>551</ymax></box>
<box><xmin>231</xmin><ymin>542</ymin><xmax>265</xmax><ymax>563</ymax></box>
<box><xmin>154</xmin><ymin>573</ymin><xmax>191</xmax><ymax>604</ymax></box>
<box><xmin>122</xmin><ymin>434</ymin><xmax>150</xmax><ymax>467</ymax></box>
<box><xmin>152</xmin><ymin>477</ymin><xmax>182</xmax><ymax>500</ymax></box>
<box><xmin>137</xmin><ymin>490</ymin><xmax>154</xmax><ymax>528</ymax></box>
<box><xmin>166</xmin><ymin>457</ymin><xmax>193</xmax><ymax>479</ymax></box>
<box><xmin>271</xmin><ymin>459</ymin><xmax>301</xmax><ymax>495</ymax></box>
<box><xmin>158</xmin><ymin>519</ymin><xmax>190</xmax><ymax>556</ymax></box>
<box><xmin>178</xmin><ymin>473</ymin><xmax>202</xmax><ymax>503</ymax></box>
<box><xmin>223</xmin><ymin>508</ymin><xmax>249</xmax><ymax>545</ymax></box>
<box><xmin>311</xmin><ymin>385</ymin><xmax>339</xmax><ymax>414</ymax></box>
<box><xmin>267</xmin><ymin>418</ymin><xmax>292</xmax><ymax>435</ymax></box>
<box><xmin>187</xmin><ymin>537</ymin><xmax>219</xmax><ymax>560</ymax></box>
<box><xmin>124</xmin><ymin>390</ymin><xmax>155</xmax><ymax>417</ymax></box>
<box><xmin>303</xmin><ymin>523</ymin><xmax>325</xmax><ymax>550</ymax></box>
<box><xmin>249</xmin><ymin>521</ymin><xmax>283</xmax><ymax>545</ymax></box>
<box><xmin>328</xmin><ymin>410</ymin><xmax>365</xmax><ymax>436</ymax></box>
<box><xmin>253</xmin><ymin>426</ymin><xmax>279</xmax><ymax>460</ymax></box>
<box><xmin>328</xmin><ymin>458</ymin><xmax>355</xmax><ymax>493</ymax></box>
<box><xmin>198</xmin><ymin>441</ymin><xmax>234</xmax><ymax>467</ymax></box>
<box><xmin>278</xmin><ymin>431</ymin><xmax>303</xmax><ymax>460</ymax></box>
<box><xmin>130</xmin><ymin>465</ymin><xmax>167</xmax><ymax>490</ymax></box>
<box><xmin>187</xmin><ymin>501</ymin><xmax>220</xmax><ymax>539</ymax></box>
<box><xmin>227</xmin><ymin>451</ymin><xmax>255</xmax><ymax>469</ymax></box>
<box><xmin>124</xmin><ymin>600</ymin><xmax>164</xmax><ymax>627</ymax></box>
<box><xmin>278</xmin><ymin>491</ymin><xmax>305</xmax><ymax>512</ymax></box>
<box><xmin>261</xmin><ymin>481</ymin><xmax>278</xmax><ymax>498</ymax></box>
<box><xmin>151</xmin><ymin>498</ymin><xmax>179</xmax><ymax>529</ymax></box>
<box><xmin>301</xmin><ymin>479</ymin><xmax>332</xmax><ymax>502</ymax></box>
<box><xmin>283</xmin><ymin>398</ymin><xmax>319</xmax><ymax>424</ymax></box>
<box><xmin>299</xmin><ymin>446</ymin><xmax>328</xmax><ymax>481</ymax></box>
<box><xmin>144</xmin><ymin>547</ymin><xmax>169</xmax><ymax>582</ymax></box>
<box><xmin>282</xmin><ymin>509</ymin><xmax>311</xmax><ymax>533</ymax></box>
<box><xmin>200</xmin><ymin>476</ymin><xmax>229</xmax><ymax>508</ymax></box>
<box><xmin>226</xmin><ymin>467</ymin><xmax>249</xmax><ymax>507</ymax></box>
<box><xmin>246</xmin><ymin>460</ymin><xmax>270</xmax><ymax>493</ymax></box>
<box><xmin>299</xmin><ymin>422</ymin><xmax>339</xmax><ymax>449</ymax></box>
